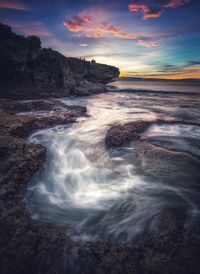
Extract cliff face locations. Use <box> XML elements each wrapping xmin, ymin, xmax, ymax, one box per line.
<box><xmin>0</xmin><ymin>23</ymin><xmax>119</xmax><ymax>99</ymax></box>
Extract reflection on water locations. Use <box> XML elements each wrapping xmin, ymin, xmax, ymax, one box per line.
<box><xmin>27</xmin><ymin>82</ymin><xmax>200</xmax><ymax>244</ymax></box>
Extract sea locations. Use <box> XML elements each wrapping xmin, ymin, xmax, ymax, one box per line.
<box><xmin>24</xmin><ymin>78</ymin><xmax>200</xmax><ymax>244</ymax></box>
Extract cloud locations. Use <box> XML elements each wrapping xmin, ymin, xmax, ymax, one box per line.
<box><xmin>64</xmin><ymin>9</ymin><xmax>138</xmax><ymax>40</ymax></box>
<box><xmin>64</xmin><ymin>9</ymin><xmax>161</xmax><ymax>47</ymax></box>
<box><xmin>98</xmin><ymin>23</ymin><xmax>137</xmax><ymax>39</ymax></box>
<box><xmin>64</xmin><ymin>11</ymin><xmax>92</xmax><ymax>32</ymax></box>
<box><xmin>144</xmin><ymin>65</ymin><xmax>200</xmax><ymax>79</ymax></box>
<box><xmin>128</xmin><ymin>4</ymin><xmax>162</xmax><ymax>19</ymax></box>
<box><xmin>165</xmin><ymin>0</ymin><xmax>189</xmax><ymax>8</ymax></box>
<box><xmin>157</xmin><ymin>60</ymin><xmax>200</xmax><ymax>72</ymax></box>
<box><xmin>0</xmin><ymin>0</ymin><xmax>29</xmax><ymax>11</ymax></box>
<box><xmin>80</xmin><ymin>43</ymin><xmax>88</xmax><ymax>47</ymax></box>
<box><xmin>186</xmin><ymin>60</ymin><xmax>200</xmax><ymax>66</ymax></box>
<box><xmin>125</xmin><ymin>66</ymin><xmax>200</xmax><ymax>80</ymax></box>
<box><xmin>136</xmin><ymin>39</ymin><xmax>160</xmax><ymax>47</ymax></box>
<box><xmin>137</xmin><ymin>61</ymin><xmax>200</xmax><ymax>79</ymax></box>
<box><xmin>128</xmin><ymin>0</ymin><xmax>190</xmax><ymax>19</ymax></box>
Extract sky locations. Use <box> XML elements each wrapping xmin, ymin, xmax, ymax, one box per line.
<box><xmin>0</xmin><ymin>0</ymin><xmax>200</xmax><ymax>79</ymax></box>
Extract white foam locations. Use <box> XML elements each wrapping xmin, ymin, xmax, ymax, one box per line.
<box><xmin>27</xmin><ymin>92</ymin><xmax>200</xmax><ymax>242</ymax></box>
<box><xmin>145</xmin><ymin>124</ymin><xmax>200</xmax><ymax>139</ymax></box>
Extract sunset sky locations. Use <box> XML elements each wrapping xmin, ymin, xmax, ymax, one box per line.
<box><xmin>0</xmin><ymin>0</ymin><xmax>200</xmax><ymax>79</ymax></box>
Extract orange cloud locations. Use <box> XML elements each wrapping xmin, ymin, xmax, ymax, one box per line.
<box><xmin>98</xmin><ymin>23</ymin><xmax>138</xmax><ymax>39</ymax></box>
<box><xmin>128</xmin><ymin>4</ymin><xmax>149</xmax><ymax>15</ymax></box>
<box><xmin>143</xmin><ymin>11</ymin><xmax>162</xmax><ymax>19</ymax></box>
<box><xmin>128</xmin><ymin>3</ymin><xmax>163</xmax><ymax>19</ymax></box>
<box><xmin>64</xmin><ymin>21</ymin><xmax>83</xmax><ymax>32</ymax></box>
<box><xmin>165</xmin><ymin>0</ymin><xmax>190</xmax><ymax>8</ymax></box>
<box><xmin>64</xmin><ymin>10</ymin><xmax>138</xmax><ymax>40</ymax></box>
<box><xmin>0</xmin><ymin>0</ymin><xmax>29</xmax><ymax>11</ymax></box>
<box><xmin>64</xmin><ymin>11</ymin><xmax>92</xmax><ymax>32</ymax></box>
<box><xmin>128</xmin><ymin>0</ymin><xmax>190</xmax><ymax>19</ymax></box>
<box><xmin>136</xmin><ymin>39</ymin><xmax>160</xmax><ymax>47</ymax></box>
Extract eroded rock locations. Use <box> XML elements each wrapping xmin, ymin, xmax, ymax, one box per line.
<box><xmin>0</xmin><ymin>98</ymin><xmax>87</xmax><ymax>274</ymax></box>
<box><xmin>105</xmin><ymin>119</ymin><xmax>200</xmax><ymax>150</ymax></box>
<box><xmin>1</xmin><ymin>100</ymin><xmax>200</xmax><ymax>273</ymax></box>
<box><xmin>0</xmin><ymin>99</ymin><xmax>87</xmax><ymax>138</ymax></box>
<box><xmin>105</xmin><ymin>121</ymin><xmax>151</xmax><ymax>149</ymax></box>
<box><xmin>0</xmin><ymin>23</ymin><xmax>119</xmax><ymax>99</ymax></box>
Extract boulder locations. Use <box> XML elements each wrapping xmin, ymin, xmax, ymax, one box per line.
<box><xmin>105</xmin><ymin>121</ymin><xmax>151</xmax><ymax>149</ymax></box>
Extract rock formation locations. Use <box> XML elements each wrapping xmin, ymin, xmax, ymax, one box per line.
<box><xmin>0</xmin><ymin>23</ymin><xmax>119</xmax><ymax>99</ymax></box>
<box><xmin>0</xmin><ymin>98</ymin><xmax>88</xmax><ymax>274</ymax></box>
<box><xmin>105</xmin><ymin>121</ymin><xmax>151</xmax><ymax>149</ymax></box>
<box><xmin>105</xmin><ymin>119</ymin><xmax>200</xmax><ymax>149</ymax></box>
<box><xmin>1</xmin><ymin>23</ymin><xmax>200</xmax><ymax>274</ymax></box>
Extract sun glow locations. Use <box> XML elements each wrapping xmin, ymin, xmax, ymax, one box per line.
<box><xmin>119</xmin><ymin>71</ymin><xmax>127</xmax><ymax>77</ymax></box>
<box><xmin>119</xmin><ymin>65</ymin><xmax>200</xmax><ymax>80</ymax></box>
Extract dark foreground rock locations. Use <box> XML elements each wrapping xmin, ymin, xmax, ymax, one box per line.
<box><xmin>0</xmin><ymin>99</ymin><xmax>87</xmax><ymax>137</ymax></box>
<box><xmin>0</xmin><ymin>98</ymin><xmax>85</xmax><ymax>273</ymax></box>
<box><xmin>105</xmin><ymin>119</ymin><xmax>200</xmax><ymax>149</ymax></box>
<box><xmin>0</xmin><ymin>23</ymin><xmax>119</xmax><ymax>99</ymax></box>
<box><xmin>1</xmin><ymin>100</ymin><xmax>200</xmax><ymax>273</ymax></box>
<box><xmin>105</xmin><ymin>120</ymin><xmax>150</xmax><ymax>149</ymax></box>
<box><xmin>0</xmin><ymin>99</ymin><xmax>92</xmax><ymax>274</ymax></box>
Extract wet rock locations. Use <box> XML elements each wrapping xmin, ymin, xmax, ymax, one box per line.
<box><xmin>105</xmin><ymin>118</ymin><xmax>200</xmax><ymax>150</ymax></box>
<box><xmin>0</xmin><ymin>135</ymin><xmax>46</xmax><ymax>199</ymax></box>
<box><xmin>0</xmin><ymin>23</ymin><xmax>119</xmax><ymax>99</ymax></box>
<box><xmin>0</xmin><ymin>98</ymin><xmax>87</xmax><ymax>274</ymax></box>
<box><xmin>74</xmin><ymin>80</ymin><xmax>107</xmax><ymax>96</ymax></box>
<box><xmin>0</xmin><ymin>98</ymin><xmax>86</xmax><ymax>187</ymax></box>
<box><xmin>0</xmin><ymin>134</ymin><xmax>69</xmax><ymax>274</ymax></box>
<box><xmin>0</xmin><ymin>105</ymin><xmax>200</xmax><ymax>273</ymax></box>
<box><xmin>0</xmin><ymin>99</ymin><xmax>87</xmax><ymax>138</ymax></box>
<box><xmin>11</xmin><ymin>98</ymin><xmax>73</xmax><ymax>112</ymax></box>
<box><xmin>105</xmin><ymin>121</ymin><xmax>151</xmax><ymax>149</ymax></box>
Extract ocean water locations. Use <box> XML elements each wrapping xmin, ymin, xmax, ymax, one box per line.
<box><xmin>26</xmin><ymin>79</ymin><xmax>200</xmax><ymax>244</ymax></box>
<box><xmin>110</xmin><ymin>79</ymin><xmax>200</xmax><ymax>94</ymax></box>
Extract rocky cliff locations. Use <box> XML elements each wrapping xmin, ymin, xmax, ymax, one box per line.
<box><xmin>0</xmin><ymin>23</ymin><xmax>119</xmax><ymax>99</ymax></box>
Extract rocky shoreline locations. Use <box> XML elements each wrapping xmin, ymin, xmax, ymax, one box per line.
<box><xmin>1</xmin><ymin>22</ymin><xmax>200</xmax><ymax>274</ymax></box>
<box><xmin>0</xmin><ymin>23</ymin><xmax>119</xmax><ymax>99</ymax></box>
<box><xmin>0</xmin><ymin>98</ymin><xmax>87</xmax><ymax>274</ymax></box>
<box><xmin>1</xmin><ymin>98</ymin><xmax>200</xmax><ymax>274</ymax></box>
